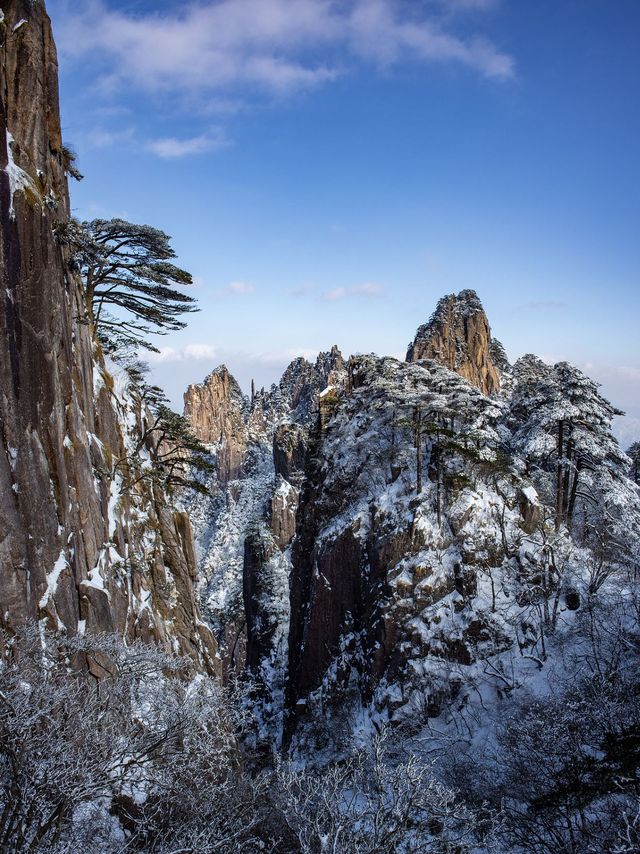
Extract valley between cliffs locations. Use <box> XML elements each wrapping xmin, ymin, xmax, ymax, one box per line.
<box><xmin>1</xmin><ymin>2</ymin><xmax>639</xmax><ymax>852</ymax></box>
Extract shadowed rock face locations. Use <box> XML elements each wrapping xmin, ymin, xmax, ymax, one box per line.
<box><xmin>184</xmin><ymin>348</ymin><xmax>347</xmax><ymax>684</ymax></box>
<box><xmin>0</xmin><ymin>1</ymin><xmax>217</xmax><ymax>673</ymax></box>
<box><xmin>273</xmin><ymin>423</ymin><xmax>307</xmax><ymax>485</ymax></box>
<box><xmin>243</xmin><ymin>528</ymin><xmax>280</xmax><ymax>671</ymax></box>
<box><xmin>406</xmin><ymin>289</ymin><xmax>501</xmax><ymax>395</ymax></box>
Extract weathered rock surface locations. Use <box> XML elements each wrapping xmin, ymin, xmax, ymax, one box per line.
<box><xmin>0</xmin><ymin>0</ymin><xmax>217</xmax><ymax>673</ymax></box>
<box><xmin>406</xmin><ymin>289</ymin><xmax>501</xmax><ymax>395</ymax></box>
<box><xmin>184</xmin><ymin>365</ymin><xmax>248</xmax><ymax>483</ymax></box>
<box><xmin>271</xmin><ymin>477</ymin><xmax>299</xmax><ymax>549</ymax></box>
<box><xmin>243</xmin><ymin>527</ymin><xmax>280</xmax><ymax>672</ymax></box>
<box><xmin>283</xmin><ymin>354</ymin><xmax>519</xmax><ymax>742</ymax></box>
<box><xmin>273</xmin><ymin>423</ymin><xmax>307</xmax><ymax>485</ymax></box>
<box><xmin>186</xmin><ymin>287</ymin><xmax>635</xmax><ymax>755</ymax></box>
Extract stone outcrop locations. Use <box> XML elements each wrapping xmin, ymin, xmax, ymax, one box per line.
<box><xmin>271</xmin><ymin>477</ymin><xmax>299</xmax><ymax>550</ymax></box>
<box><xmin>243</xmin><ymin>527</ymin><xmax>280</xmax><ymax>671</ymax></box>
<box><xmin>406</xmin><ymin>289</ymin><xmax>501</xmax><ymax>395</ymax></box>
<box><xmin>0</xmin><ymin>0</ymin><xmax>217</xmax><ymax>673</ymax></box>
<box><xmin>273</xmin><ymin>423</ymin><xmax>307</xmax><ymax>485</ymax></box>
<box><xmin>282</xmin><ymin>353</ymin><xmax>526</xmax><ymax>742</ymax></box>
<box><xmin>184</xmin><ymin>365</ymin><xmax>248</xmax><ymax>482</ymax></box>
<box><xmin>186</xmin><ymin>347</ymin><xmax>347</xmax><ymax>681</ymax></box>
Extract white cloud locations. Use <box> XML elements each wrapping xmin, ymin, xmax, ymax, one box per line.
<box><xmin>147</xmin><ymin>130</ymin><xmax>228</xmax><ymax>158</ymax></box>
<box><xmin>219</xmin><ymin>280</ymin><xmax>255</xmax><ymax>296</ymax></box>
<box><xmin>184</xmin><ymin>343</ymin><xmax>219</xmax><ymax>360</ymax></box>
<box><xmin>243</xmin><ymin>347</ymin><xmax>319</xmax><ymax>366</ymax></box>
<box><xmin>148</xmin><ymin>344</ymin><xmax>218</xmax><ymax>363</ymax></box>
<box><xmin>85</xmin><ymin>125</ymin><xmax>136</xmax><ymax>148</ymax></box>
<box><xmin>322</xmin><ymin>282</ymin><xmax>385</xmax><ymax>300</ymax></box>
<box><xmin>52</xmin><ymin>0</ymin><xmax>514</xmax><ymax>108</ymax></box>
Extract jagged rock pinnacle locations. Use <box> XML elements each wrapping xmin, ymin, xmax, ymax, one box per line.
<box><xmin>184</xmin><ymin>365</ymin><xmax>248</xmax><ymax>482</ymax></box>
<box><xmin>406</xmin><ymin>289</ymin><xmax>501</xmax><ymax>395</ymax></box>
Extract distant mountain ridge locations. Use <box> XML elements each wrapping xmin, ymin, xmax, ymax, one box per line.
<box><xmin>184</xmin><ymin>287</ymin><xmax>639</xmax><ymax>749</ymax></box>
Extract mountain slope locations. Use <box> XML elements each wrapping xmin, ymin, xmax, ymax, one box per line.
<box><xmin>184</xmin><ymin>290</ymin><xmax>639</xmax><ymax>752</ymax></box>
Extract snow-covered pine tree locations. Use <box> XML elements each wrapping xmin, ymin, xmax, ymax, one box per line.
<box><xmin>627</xmin><ymin>440</ymin><xmax>640</xmax><ymax>484</ymax></box>
<box><xmin>510</xmin><ymin>357</ymin><xmax>626</xmax><ymax>530</ymax></box>
<box><xmin>69</xmin><ymin>218</ymin><xmax>198</xmax><ymax>351</ymax></box>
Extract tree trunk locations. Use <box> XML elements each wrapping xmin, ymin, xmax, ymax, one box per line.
<box><xmin>415</xmin><ymin>406</ymin><xmax>422</xmax><ymax>494</ymax></box>
<box><xmin>561</xmin><ymin>425</ymin><xmax>574</xmax><ymax>525</ymax></box>
<box><xmin>555</xmin><ymin>419</ymin><xmax>565</xmax><ymax>530</ymax></box>
<box><xmin>567</xmin><ymin>459</ymin><xmax>583</xmax><ymax>526</ymax></box>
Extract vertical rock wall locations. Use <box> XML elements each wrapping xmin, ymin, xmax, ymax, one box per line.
<box><xmin>0</xmin><ymin>0</ymin><xmax>217</xmax><ymax>673</ymax></box>
<box><xmin>184</xmin><ymin>365</ymin><xmax>248</xmax><ymax>483</ymax></box>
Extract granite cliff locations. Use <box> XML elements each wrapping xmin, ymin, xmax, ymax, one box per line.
<box><xmin>0</xmin><ymin>0</ymin><xmax>216</xmax><ymax>672</ymax></box>
<box><xmin>407</xmin><ymin>289</ymin><xmax>501</xmax><ymax>395</ymax></box>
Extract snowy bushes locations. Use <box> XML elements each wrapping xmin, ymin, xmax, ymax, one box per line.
<box><xmin>0</xmin><ymin>627</ymin><xmax>500</xmax><ymax>852</ymax></box>
<box><xmin>3</xmin><ymin>618</ymin><xmax>638</xmax><ymax>852</ymax></box>
<box><xmin>276</xmin><ymin>733</ymin><xmax>498</xmax><ymax>853</ymax></box>
<box><xmin>0</xmin><ymin>627</ymin><xmax>260</xmax><ymax>853</ymax></box>
<box><xmin>438</xmin><ymin>570</ymin><xmax>640</xmax><ymax>854</ymax></box>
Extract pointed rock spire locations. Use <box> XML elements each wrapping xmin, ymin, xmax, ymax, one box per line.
<box><xmin>406</xmin><ymin>289</ymin><xmax>501</xmax><ymax>395</ymax></box>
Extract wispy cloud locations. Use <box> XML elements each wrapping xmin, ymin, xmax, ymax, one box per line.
<box><xmin>217</xmin><ymin>280</ymin><xmax>256</xmax><ymax>296</ymax></box>
<box><xmin>323</xmin><ymin>282</ymin><xmax>384</xmax><ymax>300</ymax></box>
<box><xmin>53</xmin><ymin>0</ymin><xmax>514</xmax><ymax>108</ymax></box>
<box><xmin>613</xmin><ymin>415</ymin><xmax>640</xmax><ymax>446</ymax></box>
<box><xmin>242</xmin><ymin>347</ymin><xmax>319</xmax><ymax>366</ymax></box>
<box><xmin>440</xmin><ymin>0</ymin><xmax>501</xmax><ymax>12</ymax></box>
<box><xmin>285</xmin><ymin>284</ymin><xmax>315</xmax><ymax>297</ymax></box>
<box><xmin>81</xmin><ymin>124</ymin><xmax>227</xmax><ymax>158</ymax></box>
<box><xmin>85</xmin><ymin>125</ymin><xmax>136</xmax><ymax>148</ymax></box>
<box><xmin>324</xmin><ymin>287</ymin><xmax>348</xmax><ymax>301</ymax></box>
<box><xmin>148</xmin><ymin>343</ymin><xmax>218</xmax><ymax>363</ymax></box>
<box><xmin>147</xmin><ymin>130</ymin><xmax>228</xmax><ymax>159</ymax></box>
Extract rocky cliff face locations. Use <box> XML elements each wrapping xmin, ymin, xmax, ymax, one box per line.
<box><xmin>285</xmin><ymin>355</ymin><xmax>510</xmax><ymax>742</ymax></box>
<box><xmin>406</xmin><ymin>289</ymin><xmax>501</xmax><ymax>395</ymax></box>
<box><xmin>184</xmin><ymin>365</ymin><xmax>248</xmax><ymax>483</ymax></box>
<box><xmin>0</xmin><ymin>0</ymin><xmax>216</xmax><ymax>673</ymax></box>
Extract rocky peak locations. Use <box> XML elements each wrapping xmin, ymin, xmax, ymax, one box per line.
<box><xmin>315</xmin><ymin>344</ymin><xmax>344</xmax><ymax>386</ymax></box>
<box><xmin>406</xmin><ymin>289</ymin><xmax>501</xmax><ymax>395</ymax></box>
<box><xmin>275</xmin><ymin>345</ymin><xmax>346</xmax><ymax>422</ymax></box>
<box><xmin>184</xmin><ymin>365</ymin><xmax>248</xmax><ymax>482</ymax></box>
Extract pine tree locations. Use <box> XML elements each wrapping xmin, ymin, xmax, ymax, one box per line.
<box><xmin>510</xmin><ymin>357</ymin><xmax>626</xmax><ymax>529</ymax></box>
<box><xmin>70</xmin><ymin>218</ymin><xmax>198</xmax><ymax>351</ymax></box>
<box><xmin>110</xmin><ymin>364</ymin><xmax>215</xmax><ymax>496</ymax></box>
<box><xmin>627</xmin><ymin>441</ymin><xmax>640</xmax><ymax>484</ymax></box>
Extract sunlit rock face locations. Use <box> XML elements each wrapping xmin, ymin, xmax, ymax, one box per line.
<box><xmin>0</xmin><ymin>0</ymin><xmax>217</xmax><ymax>674</ymax></box>
<box><xmin>406</xmin><ymin>289</ymin><xmax>501</xmax><ymax>395</ymax></box>
<box><xmin>184</xmin><ymin>365</ymin><xmax>249</xmax><ymax>483</ymax></box>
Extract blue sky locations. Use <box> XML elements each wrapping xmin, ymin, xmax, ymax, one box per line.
<box><xmin>47</xmin><ymin>0</ymin><xmax>640</xmax><ymax>443</ymax></box>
